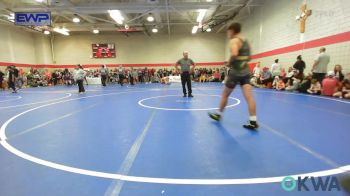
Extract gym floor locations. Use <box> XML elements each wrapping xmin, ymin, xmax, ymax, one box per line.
<box><xmin>0</xmin><ymin>83</ymin><xmax>349</xmax><ymax>196</ymax></box>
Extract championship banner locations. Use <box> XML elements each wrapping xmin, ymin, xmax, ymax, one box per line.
<box><xmin>15</xmin><ymin>12</ymin><xmax>51</xmax><ymax>26</ymax></box>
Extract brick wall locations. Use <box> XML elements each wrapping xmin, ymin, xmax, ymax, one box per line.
<box><xmin>241</xmin><ymin>0</ymin><xmax>350</xmax><ymax>73</ymax></box>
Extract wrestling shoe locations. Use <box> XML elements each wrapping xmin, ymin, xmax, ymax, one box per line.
<box><xmin>243</xmin><ymin>121</ymin><xmax>259</xmax><ymax>130</ymax></box>
<box><xmin>188</xmin><ymin>94</ymin><xmax>193</xmax><ymax>98</ymax></box>
<box><xmin>208</xmin><ymin>112</ymin><xmax>221</xmax><ymax>121</ymax></box>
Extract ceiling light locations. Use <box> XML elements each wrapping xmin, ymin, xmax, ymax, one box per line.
<box><xmin>196</xmin><ymin>9</ymin><xmax>207</xmax><ymax>23</ymax></box>
<box><xmin>93</xmin><ymin>29</ymin><xmax>99</xmax><ymax>34</ymax></box>
<box><xmin>108</xmin><ymin>10</ymin><xmax>124</xmax><ymax>25</ymax></box>
<box><xmin>147</xmin><ymin>14</ymin><xmax>155</xmax><ymax>22</ymax></box>
<box><xmin>35</xmin><ymin>0</ymin><xmax>44</xmax><ymax>2</ymax></box>
<box><xmin>53</xmin><ymin>27</ymin><xmax>70</xmax><ymax>36</ymax></box>
<box><xmin>206</xmin><ymin>0</ymin><xmax>213</xmax><ymax>2</ymax></box>
<box><xmin>124</xmin><ymin>24</ymin><xmax>129</xmax><ymax>29</ymax></box>
<box><xmin>192</xmin><ymin>26</ymin><xmax>198</xmax><ymax>34</ymax></box>
<box><xmin>206</xmin><ymin>28</ymin><xmax>212</xmax><ymax>32</ymax></box>
<box><xmin>152</xmin><ymin>28</ymin><xmax>158</xmax><ymax>33</ymax></box>
<box><xmin>72</xmin><ymin>17</ymin><xmax>80</xmax><ymax>23</ymax></box>
<box><xmin>43</xmin><ymin>30</ymin><xmax>50</xmax><ymax>35</ymax></box>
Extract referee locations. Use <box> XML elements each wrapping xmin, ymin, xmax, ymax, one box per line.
<box><xmin>175</xmin><ymin>51</ymin><xmax>195</xmax><ymax>97</ymax></box>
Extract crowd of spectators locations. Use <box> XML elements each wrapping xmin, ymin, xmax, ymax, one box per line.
<box><xmin>0</xmin><ymin>65</ymin><xmax>227</xmax><ymax>91</ymax></box>
<box><xmin>250</xmin><ymin>47</ymin><xmax>350</xmax><ymax>99</ymax></box>
<box><xmin>1</xmin><ymin>47</ymin><xmax>349</xmax><ymax>100</ymax></box>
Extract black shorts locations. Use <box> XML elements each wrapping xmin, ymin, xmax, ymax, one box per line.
<box><xmin>225</xmin><ymin>69</ymin><xmax>251</xmax><ymax>89</ymax></box>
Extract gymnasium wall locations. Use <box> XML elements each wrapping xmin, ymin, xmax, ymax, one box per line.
<box><xmin>52</xmin><ymin>33</ymin><xmax>226</xmax><ymax>65</ymax></box>
<box><xmin>240</xmin><ymin>0</ymin><xmax>350</xmax><ymax>73</ymax></box>
<box><xmin>0</xmin><ymin>23</ymin><xmax>53</xmax><ymax>68</ymax></box>
<box><xmin>0</xmin><ymin>24</ymin><xmax>37</xmax><ymax>65</ymax></box>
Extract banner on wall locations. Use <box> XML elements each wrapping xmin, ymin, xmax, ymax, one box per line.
<box><xmin>92</xmin><ymin>43</ymin><xmax>116</xmax><ymax>58</ymax></box>
<box><xmin>15</xmin><ymin>12</ymin><xmax>51</xmax><ymax>26</ymax></box>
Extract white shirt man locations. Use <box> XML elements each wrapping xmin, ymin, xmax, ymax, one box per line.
<box><xmin>312</xmin><ymin>47</ymin><xmax>330</xmax><ymax>83</ymax></box>
<box><xmin>271</xmin><ymin>59</ymin><xmax>281</xmax><ymax>77</ymax></box>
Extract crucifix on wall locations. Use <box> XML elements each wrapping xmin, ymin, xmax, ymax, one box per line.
<box><xmin>296</xmin><ymin>3</ymin><xmax>312</xmax><ymax>33</ymax></box>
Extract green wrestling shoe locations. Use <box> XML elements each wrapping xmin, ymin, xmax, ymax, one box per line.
<box><xmin>243</xmin><ymin>121</ymin><xmax>259</xmax><ymax>130</ymax></box>
<box><xmin>208</xmin><ymin>112</ymin><xmax>221</xmax><ymax>121</ymax></box>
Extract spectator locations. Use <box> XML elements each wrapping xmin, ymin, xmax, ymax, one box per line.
<box><xmin>118</xmin><ymin>65</ymin><xmax>125</xmax><ymax>86</ymax></box>
<box><xmin>312</xmin><ymin>47</ymin><xmax>330</xmax><ymax>83</ymax></box>
<box><xmin>298</xmin><ymin>73</ymin><xmax>312</xmax><ymax>94</ymax></box>
<box><xmin>293</xmin><ymin>55</ymin><xmax>306</xmax><ymax>77</ymax></box>
<box><xmin>322</xmin><ymin>71</ymin><xmax>338</xmax><ymax>96</ymax></box>
<box><xmin>333</xmin><ymin>79</ymin><xmax>350</xmax><ymax>99</ymax></box>
<box><xmin>286</xmin><ymin>70</ymin><xmax>301</xmax><ymax>92</ymax></box>
<box><xmin>258</xmin><ymin>67</ymin><xmax>273</xmax><ymax>87</ymax></box>
<box><xmin>276</xmin><ymin>77</ymin><xmax>286</xmax><ymax>91</ymax></box>
<box><xmin>280</xmin><ymin>68</ymin><xmax>286</xmax><ymax>79</ymax></box>
<box><xmin>271</xmin><ymin>59</ymin><xmax>281</xmax><ymax>77</ymax></box>
<box><xmin>0</xmin><ymin>70</ymin><xmax>4</xmax><ymax>90</ymax></box>
<box><xmin>333</xmin><ymin>64</ymin><xmax>344</xmax><ymax>82</ymax></box>
<box><xmin>272</xmin><ymin>76</ymin><xmax>279</xmax><ymax>89</ymax></box>
<box><xmin>307</xmin><ymin>79</ymin><xmax>321</xmax><ymax>95</ymax></box>
<box><xmin>253</xmin><ymin>62</ymin><xmax>261</xmax><ymax>77</ymax></box>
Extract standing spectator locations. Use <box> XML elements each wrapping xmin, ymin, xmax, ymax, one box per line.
<box><xmin>307</xmin><ymin>79</ymin><xmax>321</xmax><ymax>95</ymax></box>
<box><xmin>322</xmin><ymin>71</ymin><xmax>338</xmax><ymax>96</ymax></box>
<box><xmin>63</xmin><ymin>68</ymin><xmax>72</xmax><ymax>85</ymax></box>
<box><xmin>129</xmin><ymin>68</ymin><xmax>135</xmax><ymax>85</ymax></box>
<box><xmin>312</xmin><ymin>47</ymin><xmax>330</xmax><ymax>83</ymax></box>
<box><xmin>99</xmin><ymin>65</ymin><xmax>109</xmax><ymax>86</ymax></box>
<box><xmin>271</xmin><ymin>59</ymin><xmax>281</xmax><ymax>77</ymax></box>
<box><xmin>293</xmin><ymin>55</ymin><xmax>306</xmax><ymax>77</ymax></box>
<box><xmin>118</xmin><ymin>65</ymin><xmax>125</xmax><ymax>86</ymax></box>
<box><xmin>132</xmin><ymin>68</ymin><xmax>138</xmax><ymax>84</ymax></box>
<box><xmin>74</xmin><ymin>64</ymin><xmax>87</xmax><ymax>94</ymax></box>
<box><xmin>253</xmin><ymin>62</ymin><xmax>261</xmax><ymax>78</ymax></box>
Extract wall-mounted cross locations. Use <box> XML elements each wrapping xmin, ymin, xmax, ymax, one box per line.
<box><xmin>296</xmin><ymin>3</ymin><xmax>312</xmax><ymax>33</ymax></box>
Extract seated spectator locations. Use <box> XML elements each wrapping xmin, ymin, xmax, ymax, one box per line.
<box><xmin>208</xmin><ymin>70</ymin><xmax>220</xmax><ymax>82</ymax></box>
<box><xmin>276</xmin><ymin>77</ymin><xmax>286</xmax><ymax>91</ymax></box>
<box><xmin>322</xmin><ymin>71</ymin><xmax>338</xmax><ymax>96</ymax></box>
<box><xmin>280</xmin><ymin>68</ymin><xmax>286</xmax><ymax>79</ymax></box>
<box><xmin>199</xmin><ymin>73</ymin><xmax>207</xmax><ymax>83</ymax></box>
<box><xmin>161</xmin><ymin>76</ymin><xmax>170</xmax><ymax>85</ymax></box>
<box><xmin>307</xmin><ymin>79</ymin><xmax>321</xmax><ymax>95</ymax></box>
<box><xmin>334</xmin><ymin>64</ymin><xmax>344</xmax><ymax>82</ymax></box>
<box><xmin>298</xmin><ymin>73</ymin><xmax>312</xmax><ymax>93</ymax></box>
<box><xmin>284</xmin><ymin>67</ymin><xmax>294</xmax><ymax>83</ymax></box>
<box><xmin>286</xmin><ymin>71</ymin><xmax>301</xmax><ymax>92</ymax></box>
<box><xmin>272</xmin><ymin>76</ymin><xmax>279</xmax><ymax>89</ymax></box>
<box><xmin>333</xmin><ymin>79</ymin><xmax>350</xmax><ymax>99</ymax></box>
<box><xmin>258</xmin><ymin>67</ymin><xmax>273</xmax><ymax>87</ymax></box>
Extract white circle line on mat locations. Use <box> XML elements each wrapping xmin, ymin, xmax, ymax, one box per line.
<box><xmin>0</xmin><ymin>90</ymin><xmax>349</xmax><ymax>185</ymax></box>
<box><xmin>0</xmin><ymin>93</ymin><xmax>71</xmax><ymax>109</ymax></box>
<box><xmin>0</xmin><ymin>96</ymin><xmax>22</xmax><ymax>103</ymax></box>
<box><xmin>138</xmin><ymin>94</ymin><xmax>240</xmax><ymax>111</ymax></box>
